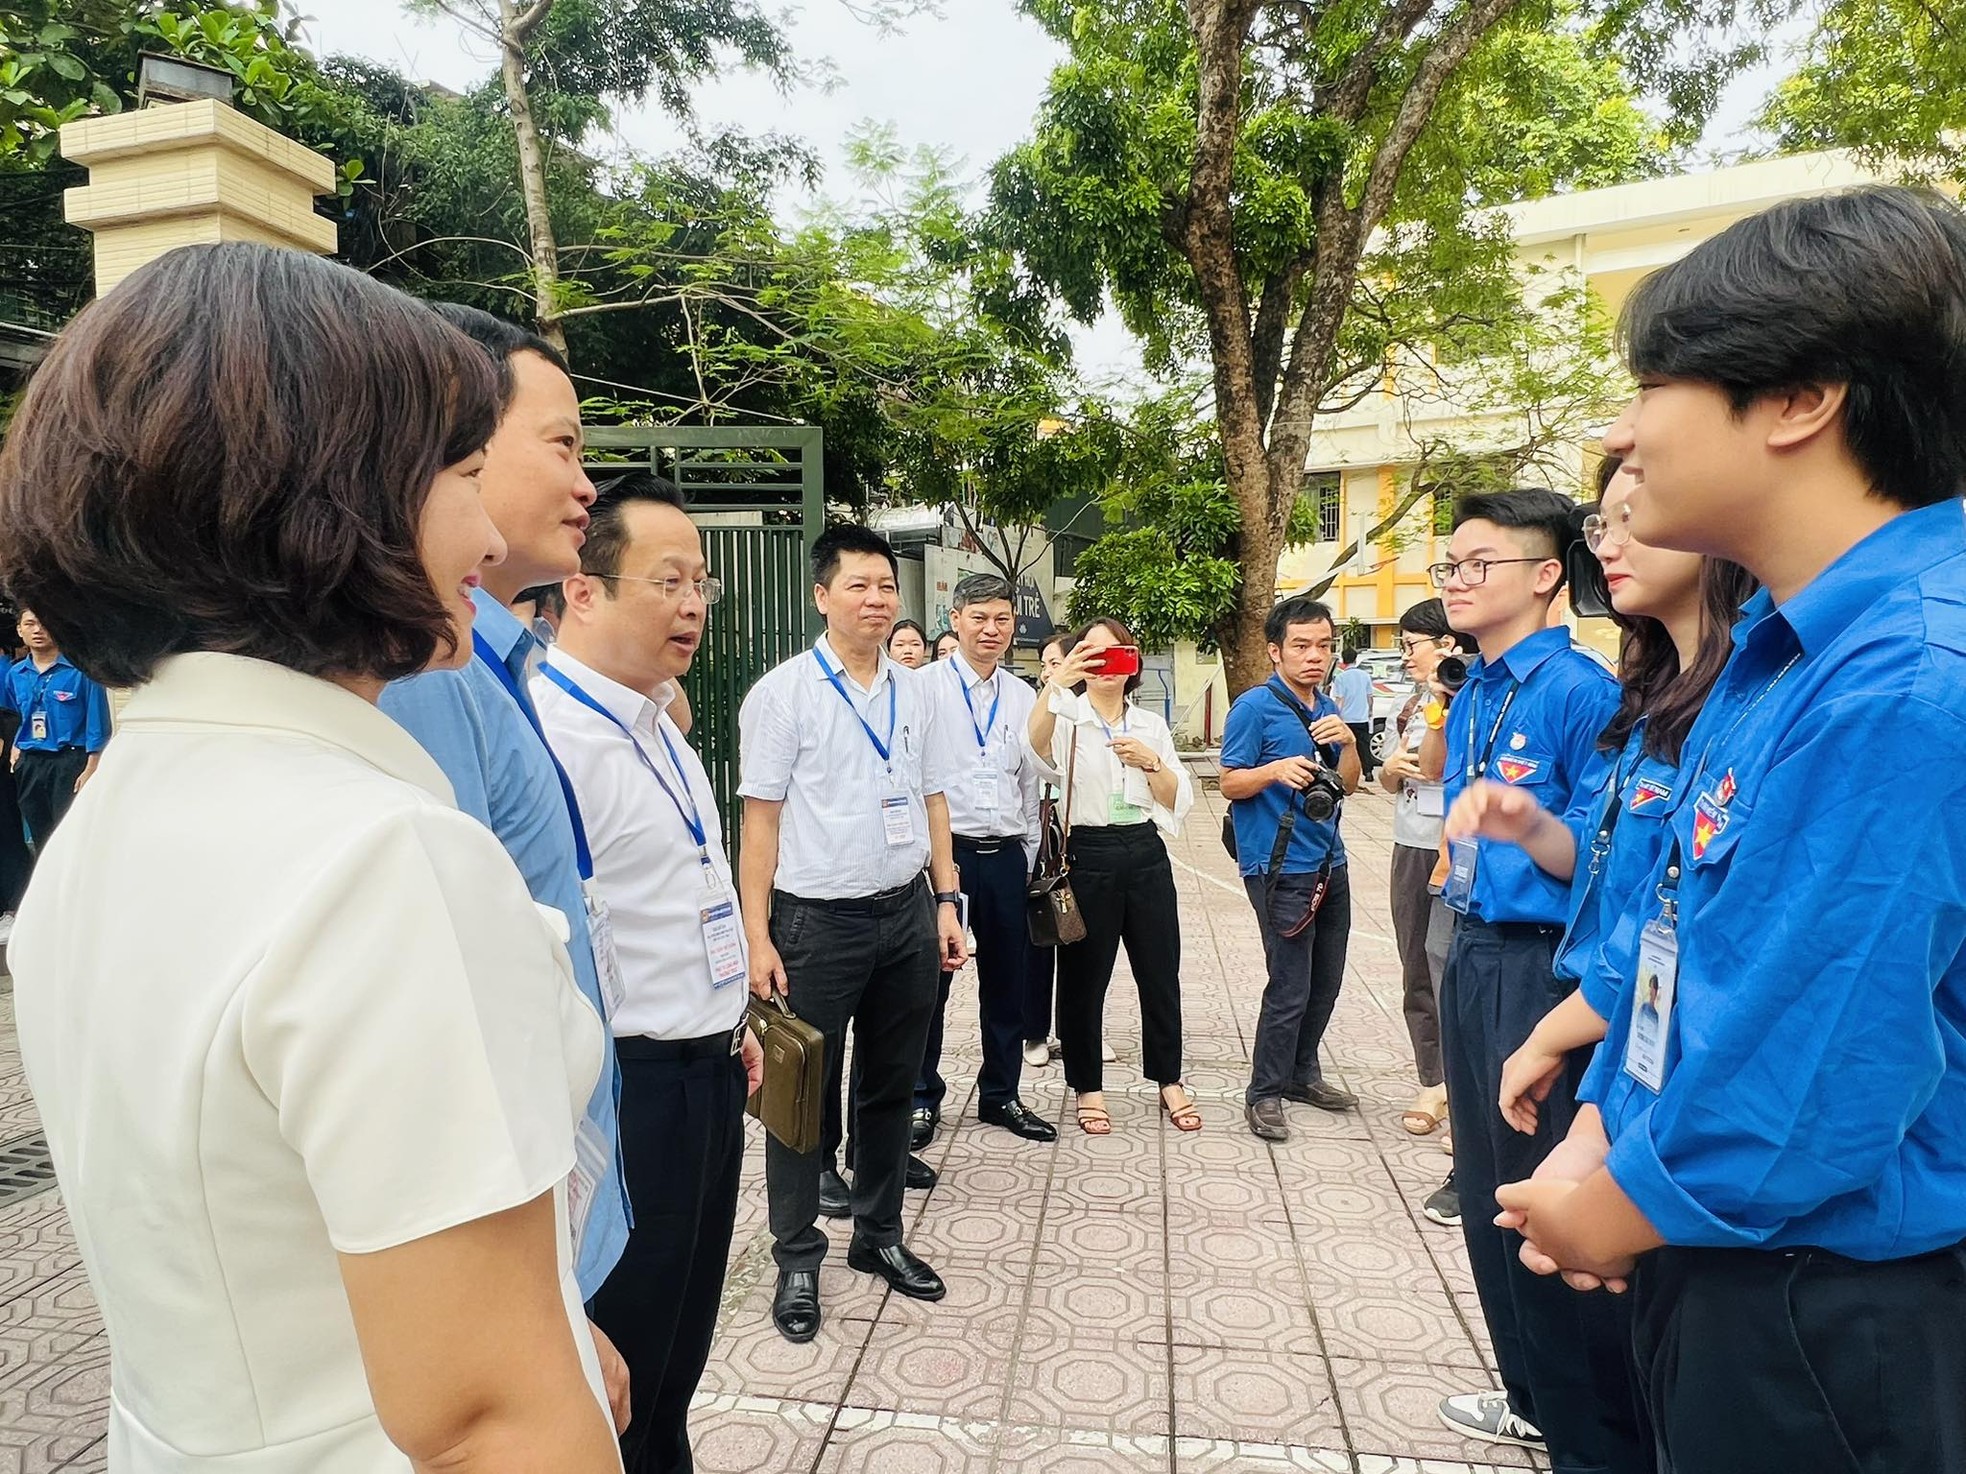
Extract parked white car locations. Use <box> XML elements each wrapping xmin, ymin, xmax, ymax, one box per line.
<box><xmin>1358</xmin><ymin>650</ymin><xmax>1412</xmax><ymax>761</ymax></box>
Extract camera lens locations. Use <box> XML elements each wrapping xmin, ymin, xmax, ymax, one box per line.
<box><xmin>1437</xmin><ymin>656</ymin><xmax>1468</xmax><ymax>692</ymax></box>
<box><xmin>1303</xmin><ymin>786</ymin><xmax>1339</xmax><ymax>823</ymax></box>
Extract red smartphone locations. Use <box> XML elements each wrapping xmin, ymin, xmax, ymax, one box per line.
<box><xmin>1088</xmin><ymin>644</ymin><xmax>1142</xmax><ymax>677</ymax></box>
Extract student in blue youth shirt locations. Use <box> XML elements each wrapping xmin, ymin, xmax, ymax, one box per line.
<box><xmin>2</xmin><ymin>608</ymin><xmax>111</xmax><ymax>853</ymax></box>
<box><xmin>1330</xmin><ymin>648</ymin><xmax>1376</xmax><ymax>779</ymax></box>
<box><xmin>1416</xmin><ymin>488</ymin><xmax>1635</xmax><ymax>1472</ymax></box>
<box><xmin>1220</xmin><ymin>597</ymin><xmax>1362</xmax><ymax>1143</ymax></box>
<box><xmin>1496</xmin><ymin>186</ymin><xmax>1966</xmax><ymax>1474</ymax></box>
<box><xmin>378</xmin><ymin>305</ymin><xmax>632</xmax><ymax>1430</ymax></box>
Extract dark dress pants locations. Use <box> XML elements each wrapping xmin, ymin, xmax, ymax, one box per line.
<box><xmin>1054</xmin><ymin>824</ymin><xmax>1183</xmax><ymax>1092</ymax></box>
<box><xmin>1388</xmin><ymin>842</ymin><xmax>1445</xmax><ymax>1088</ymax></box>
<box><xmin>768</xmin><ymin>882</ymin><xmax>939</xmax><ymax>1271</ymax></box>
<box><xmin>1023</xmin><ymin>940</ymin><xmax>1056</xmax><ymax>1042</ymax></box>
<box><xmin>14</xmin><ymin>747</ymin><xmax>86</xmax><ymax>854</ymax></box>
<box><xmin>588</xmin><ymin>1035</ymin><xmax>746</xmax><ymax>1474</ymax></box>
<box><xmin>1632</xmin><ymin>1240</ymin><xmax>1966</xmax><ymax>1474</ymax></box>
<box><xmin>1347</xmin><ymin>721</ymin><xmax>1375</xmax><ymax>778</ymax></box>
<box><xmin>923</xmin><ymin>837</ymin><xmax>1029</xmax><ymax>1111</ymax></box>
<box><xmin>1243</xmin><ymin>864</ymin><xmax>1352</xmax><ymax>1105</ymax></box>
<box><xmin>1440</xmin><ymin>917</ymin><xmax>1649</xmax><ymax>1474</ymax></box>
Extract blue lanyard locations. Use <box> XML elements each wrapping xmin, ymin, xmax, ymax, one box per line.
<box><xmin>1094</xmin><ymin>704</ymin><xmax>1129</xmax><ymax>742</ymax></box>
<box><xmin>813</xmin><ymin>646</ymin><xmax>897</xmax><ymax>764</ymax></box>
<box><xmin>472</xmin><ymin>631</ymin><xmax>594</xmax><ymax>882</ymax></box>
<box><xmin>958</xmin><ymin>664</ymin><xmax>1001</xmax><ymax>752</ymax></box>
<box><xmin>1463</xmin><ymin>679</ymin><xmax>1522</xmax><ymax>780</ymax></box>
<box><xmin>539</xmin><ymin>664</ymin><xmax>711</xmax><ymax>860</ymax></box>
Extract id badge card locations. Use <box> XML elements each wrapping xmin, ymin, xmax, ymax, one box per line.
<box><xmin>699</xmin><ymin>883</ymin><xmax>747</xmax><ymax>991</ymax></box>
<box><xmin>1442</xmin><ymin>838</ymin><xmax>1478</xmax><ymax>913</ymax></box>
<box><xmin>1109</xmin><ymin>790</ymin><xmax>1146</xmax><ymax>824</ymax></box>
<box><xmin>970</xmin><ymin>766</ymin><xmax>1001</xmax><ymax>815</ymax></box>
<box><xmin>1417</xmin><ymin>783</ymin><xmax>1446</xmax><ymax>819</ymax></box>
<box><xmin>881</xmin><ymin>794</ymin><xmax>915</xmax><ymax>848</ymax></box>
<box><xmin>582</xmin><ymin>881</ymin><xmax>627</xmax><ymax>1019</ymax></box>
<box><xmin>28</xmin><ymin>711</ymin><xmax>46</xmax><ymax>743</ymax></box>
<box><xmin>566</xmin><ymin>1115</ymin><xmax>612</xmax><ymax>1257</ymax></box>
<box><xmin>1623</xmin><ymin>918</ymin><xmax>1680</xmax><ymax>1093</ymax></box>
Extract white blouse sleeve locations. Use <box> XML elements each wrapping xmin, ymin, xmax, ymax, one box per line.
<box><xmin>1145</xmin><ymin>713</ymin><xmax>1195</xmax><ymax>836</ymax></box>
<box><xmin>241</xmin><ymin>806</ymin><xmax>599</xmax><ymax>1255</ymax></box>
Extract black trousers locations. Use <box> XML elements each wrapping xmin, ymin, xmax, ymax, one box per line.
<box><xmin>588</xmin><ymin>1035</ymin><xmax>746</xmax><ymax>1474</ymax></box>
<box><xmin>1024</xmin><ymin>940</ymin><xmax>1056</xmax><ymax>1042</ymax></box>
<box><xmin>1388</xmin><ymin>843</ymin><xmax>1445</xmax><ymax>1087</ymax></box>
<box><xmin>1633</xmin><ymin>1240</ymin><xmax>1966</xmax><ymax>1474</ymax></box>
<box><xmin>14</xmin><ymin>747</ymin><xmax>87</xmax><ymax>853</ymax></box>
<box><xmin>1243</xmin><ymin>865</ymin><xmax>1352</xmax><ymax>1105</ymax></box>
<box><xmin>928</xmin><ymin>837</ymin><xmax>1030</xmax><ymax>1111</ymax></box>
<box><xmin>1347</xmin><ymin>721</ymin><xmax>1375</xmax><ymax>777</ymax></box>
<box><xmin>768</xmin><ymin>882</ymin><xmax>939</xmax><ymax>1271</ymax></box>
<box><xmin>1441</xmin><ymin>917</ymin><xmax>1648</xmax><ymax>1474</ymax></box>
<box><xmin>1055</xmin><ymin>823</ymin><xmax>1182</xmax><ymax>1092</ymax></box>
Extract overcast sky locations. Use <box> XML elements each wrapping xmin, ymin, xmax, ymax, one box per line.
<box><xmin>296</xmin><ymin>2</ymin><xmax>1798</xmax><ymax>391</ymax></box>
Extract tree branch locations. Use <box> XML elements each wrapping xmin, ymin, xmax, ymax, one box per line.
<box><xmin>1251</xmin><ymin>260</ymin><xmax>1307</xmax><ymax>432</ymax></box>
<box><xmin>508</xmin><ymin>0</ymin><xmax>558</xmax><ymax>43</ymax></box>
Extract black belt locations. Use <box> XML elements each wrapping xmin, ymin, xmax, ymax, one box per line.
<box><xmin>954</xmin><ymin>835</ymin><xmax>1019</xmax><ymax>854</ymax></box>
<box><xmin>775</xmin><ymin>876</ymin><xmax>925</xmax><ymax>917</ymax></box>
<box><xmin>1461</xmin><ymin>916</ymin><xmax>1561</xmax><ymax>940</ymax></box>
<box><xmin>16</xmin><ymin>746</ymin><xmax>84</xmax><ymax>757</ymax></box>
<box><xmin>616</xmin><ymin>1021</ymin><xmax>746</xmax><ymax>1061</ymax></box>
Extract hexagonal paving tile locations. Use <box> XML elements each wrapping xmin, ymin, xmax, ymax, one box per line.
<box><xmin>1168</xmin><ymin>1345</ymin><xmax>1342</xmax><ymax>1448</ymax></box>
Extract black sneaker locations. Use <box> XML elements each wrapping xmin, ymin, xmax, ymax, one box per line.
<box><xmin>1422</xmin><ymin>1174</ymin><xmax>1461</xmax><ymax>1227</ymax></box>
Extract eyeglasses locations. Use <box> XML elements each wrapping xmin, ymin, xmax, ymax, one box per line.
<box><xmin>1583</xmin><ymin>504</ymin><xmax>1633</xmax><ymax>554</ymax></box>
<box><xmin>1426</xmin><ymin>557</ymin><xmax>1548</xmax><ymax>589</ymax></box>
<box><xmin>598</xmin><ymin>573</ymin><xmax>725</xmax><ymax>605</ymax></box>
<box><xmin>1398</xmin><ymin>634</ymin><xmax>1437</xmax><ymax>654</ymax></box>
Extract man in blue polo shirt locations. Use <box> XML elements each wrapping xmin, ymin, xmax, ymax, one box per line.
<box><xmin>1498</xmin><ymin>186</ymin><xmax>1966</xmax><ymax>1474</ymax></box>
<box><xmin>3</xmin><ymin>608</ymin><xmax>111</xmax><ymax>854</ymax></box>
<box><xmin>1221</xmin><ymin>596</ymin><xmax>1362</xmax><ymax>1143</ymax></box>
<box><xmin>379</xmin><ymin>304</ymin><xmax>630</xmax><ymax>1429</ymax></box>
<box><xmin>1420</xmin><ymin>488</ymin><xmax>1637</xmax><ymax>1473</ymax></box>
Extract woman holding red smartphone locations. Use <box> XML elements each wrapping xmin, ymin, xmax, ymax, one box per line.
<box><xmin>1026</xmin><ymin>618</ymin><xmax>1199</xmax><ymax>1136</ymax></box>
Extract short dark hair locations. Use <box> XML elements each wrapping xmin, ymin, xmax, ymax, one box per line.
<box><xmin>1264</xmin><ymin>596</ymin><xmax>1335</xmax><ymax>647</ymax></box>
<box><xmin>1341</xmin><ymin>646</ymin><xmax>1359</xmax><ymax>663</ymax></box>
<box><xmin>811</xmin><ymin>523</ymin><xmax>899</xmax><ymax>588</ymax></box>
<box><xmin>0</xmin><ymin>244</ymin><xmax>499</xmax><ymax>687</ymax></box>
<box><xmin>1067</xmin><ymin>616</ymin><xmax>1143</xmax><ymax>695</ymax></box>
<box><xmin>953</xmin><ymin>572</ymin><xmax>1016</xmax><ymax>608</ymax></box>
<box><xmin>1452</xmin><ymin>487</ymin><xmax>1578</xmax><ymax>596</ymax></box>
<box><xmin>887</xmin><ymin>618</ymin><xmax>928</xmax><ymax>650</ymax></box>
<box><xmin>1397</xmin><ymin>597</ymin><xmax>1475</xmax><ymax>652</ymax></box>
<box><xmin>581</xmin><ymin>470</ymin><xmax>687</xmax><ymax>580</ymax></box>
<box><xmin>1622</xmin><ymin>185</ymin><xmax>1966</xmax><ymax>511</ymax></box>
<box><xmin>427</xmin><ymin>302</ymin><xmax>572</xmax><ymax>409</ymax></box>
<box><xmin>516</xmin><ymin>583</ymin><xmax>566</xmax><ymax>622</ymax></box>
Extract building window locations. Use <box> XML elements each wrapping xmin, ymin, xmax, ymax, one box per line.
<box><xmin>1304</xmin><ymin>471</ymin><xmax>1341</xmax><ymax>543</ymax></box>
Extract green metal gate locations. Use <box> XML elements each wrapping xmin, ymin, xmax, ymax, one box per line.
<box><xmin>583</xmin><ymin>425</ymin><xmax>823</xmax><ymax>853</ymax></box>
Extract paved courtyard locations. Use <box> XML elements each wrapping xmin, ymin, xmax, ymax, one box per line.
<box><xmin>0</xmin><ymin>772</ymin><xmax>1543</xmax><ymax>1473</ymax></box>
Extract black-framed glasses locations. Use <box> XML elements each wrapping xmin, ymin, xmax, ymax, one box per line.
<box><xmin>1426</xmin><ymin>557</ymin><xmax>1548</xmax><ymax>589</ymax></box>
<box><xmin>1398</xmin><ymin>633</ymin><xmax>1438</xmax><ymax>654</ymax></box>
<box><xmin>598</xmin><ymin>573</ymin><xmax>725</xmax><ymax>605</ymax></box>
<box><xmin>1583</xmin><ymin>504</ymin><xmax>1633</xmax><ymax>555</ymax></box>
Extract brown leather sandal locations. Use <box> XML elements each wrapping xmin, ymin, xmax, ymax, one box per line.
<box><xmin>1161</xmin><ymin>1085</ymin><xmax>1203</xmax><ymax>1133</ymax></box>
<box><xmin>1076</xmin><ymin>1102</ymin><xmax>1113</xmax><ymax>1136</ymax></box>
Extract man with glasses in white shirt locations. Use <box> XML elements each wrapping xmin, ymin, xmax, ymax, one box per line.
<box><xmin>739</xmin><ymin>525</ymin><xmax>968</xmax><ymax>1343</ymax></box>
<box><xmin>533</xmin><ymin>473</ymin><xmax>762</xmax><ymax>1474</ymax></box>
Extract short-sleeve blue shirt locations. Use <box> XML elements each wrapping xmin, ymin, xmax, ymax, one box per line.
<box><xmin>381</xmin><ymin>591</ymin><xmax>629</xmax><ymax>1298</ymax></box>
<box><xmin>1220</xmin><ymin>677</ymin><xmax>1348</xmax><ymax>877</ymax></box>
<box><xmin>2</xmin><ymin>655</ymin><xmax>111</xmax><ymax>754</ymax></box>
<box><xmin>1588</xmin><ymin>499</ymin><xmax>1966</xmax><ymax>1260</ymax></box>
<box><xmin>1441</xmin><ymin>627</ymin><xmax>1620</xmax><ymax>925</ymax></box>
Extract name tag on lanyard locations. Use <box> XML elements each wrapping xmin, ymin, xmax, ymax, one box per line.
<box><xmin>971</xmin><ymin>766</ymin><xmax>1001</xmax><ymax>814</ymax></box>
<box><xmin>963</xmin><ymin>666</ymin><xmax>1003</xmax><ymax>815</ymax></box>
<box><xmin>882</xmin><ymin>794</ymin><xmax>915</xmax><ymax>847</ymax></box>
<box><xmin>582</xmin><ymin>882</ymin><xmax>627</xmax><ymax>1019</ymax></box>
<box><xmin>28</xmin><ymin>711</ymin><xmax>46</xmax><ymax>743</ymax></box>
<box><xmin>700</xmin><ymin>880</ymin><xmax>748</xmax><ymax>990</ymax></box>
<box><xmin>566</xmin><ymin>1113</ymin><xmax>612</xmax><ymax>1257</ymax></box>
<box><xmin>1623</xmin><ymin>918</ymin><xmax>1680</xmax><ymax>1092</ymax></box>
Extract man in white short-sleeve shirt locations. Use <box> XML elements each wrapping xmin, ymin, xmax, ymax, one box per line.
<box><xmin>534</xmin><ymin>472</ymin><xmax>762</xmax><ymax>1474</ymax></box>
<box><xmin>738</xmin><ymin>524</ymin><xmax>968</xmax><ymax>1343</ymax></box>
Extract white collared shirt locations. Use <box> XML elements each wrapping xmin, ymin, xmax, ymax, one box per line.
<box><xmin>1027</xmin><ymin>686</ymin><xmax>1195</xmax><ymax>836</ymax></box>
<box><xmin>534</xmin><ymin>646</ymin><xmax>749</xmax><ymax>1042</ymax></box>
<box><xmin>923</xmin><ymin>650</ymin><xmax>1041</xmax><ymax>855</ymax></box>
<box><xmin>11</xmin><ymin>653</ymin><xmax>609</xmax><ymax>1467</ymax></box>
<box><xmin>738</xmin><ymin>634</ymin><xmax>954</xmax><ymax>899</ymax></box>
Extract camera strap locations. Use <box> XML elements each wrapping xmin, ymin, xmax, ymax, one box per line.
<box><xmin>1262</xmin><ymin>686</ymin><xmax>1338</xmax><ymax>934</ymax></box>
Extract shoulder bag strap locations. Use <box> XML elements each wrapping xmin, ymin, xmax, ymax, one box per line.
<box><xmin>1060</xmin><ymin>726</ymin><xmax>1079</xmax><ymax>846</ymax></box>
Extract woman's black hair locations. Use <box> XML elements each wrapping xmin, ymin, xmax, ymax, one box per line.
<box><xmin>1066</xmin><ymin>616</ymin><xmax>1144</xmax><ymax>696</ymax></box>
<box><xmin>886</xmin><ymin>619</ymin><xmax>928</xmax><ymax>650</ymax></box>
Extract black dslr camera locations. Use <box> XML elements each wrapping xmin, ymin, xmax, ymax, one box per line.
<box><xmin>1435</xmin><ymin>655</ymin><xmax>1470</xmax><ymax>694</ymax></box>
<box><xmin>1300</xmin><ymin>764</ymin><xmax>1347</xmax><ymax>823</ymax></box>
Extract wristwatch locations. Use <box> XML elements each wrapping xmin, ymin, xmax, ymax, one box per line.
<box><xmin>934</xmin><ymin>890</ymin><xmax>963</xmax><ymax>907</ymax></box>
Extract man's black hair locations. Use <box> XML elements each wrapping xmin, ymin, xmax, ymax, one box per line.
<box><xmin>811</xmin><ymin>523</ymin><xmax>899</xmax><ymax>588</ymax></box>
<box><xmin>1621</xmin><ymin>185</ymin><xmax>1966</xmax><ymax>510</ymax></box>
<box><xmin>1397</xmin><ymin>597</ymin><xmax>1476</xmax><ymax>653</ymax></box>
<box><xmin>581</xmin><ymin>470</ymin><xmax>687</xmax><ymax>580</ymax></box>
<box><xmin>1341</xmin><ymin>646</ymin><xmax>1359</xmax><ymax>663</ymax></box>
<box><xmin>427</xmin><ymin>302</ymin><xmax>573</xmax><ymax>410</ymax></box>
<box><xmin>1264</xmin><ymin>595</ymin><xmax>1336</xmax><ymax>647</ymax></box>
<box><xmin>1451</xmin><ymin>487</ymin><xmax>1578</xmax><ymax>595</ymax></box>
<box><xmin>952</xmin><ymin>571</ymin><xmax>1016</xmax><ymax>608</ymax></box>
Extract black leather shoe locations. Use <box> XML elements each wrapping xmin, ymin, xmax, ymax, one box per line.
<box><xmin>846</xmin><ymin>1238</ymin><xmax>946</xmax><ymax>1301</ymax></box>
<box><xmin>1283</xmin><ymin>1080</ymin><xmax>1359</xmax><ymax>1112</ymax></box>
<box><xmin>772</xmin><ymin>1269</ymin><xmax>821</xmax><ymax>1342</ymax></box>
<box><xmin>905</xmin><ymin>1153</ymin><xmax>938</xmax><ymax>1190</ymax></box>
<box><xmin>978</xmin><ymin>1099</ymin><xmax>1059</xmax><ymax>1143</ymax></box>
<box><xmin>909</xmin><ymin>1107</ymin><xmax>936</xmax><ymax>1151</ymax></box>
<box><xmin>818</xmin><ymin>1167</ymin><xmax>851</xmax><ymax>1219</ymax></box>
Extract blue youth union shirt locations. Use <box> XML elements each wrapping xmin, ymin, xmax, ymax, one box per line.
<box><xmin>1441</xmin><ymin>626</ymin><xmax>1619</xmax><ymax>925</ymax></box>
<box><xmin>1220</xmin><ymin>676</ymin><xmax>1348</xmax><ymax>877</ymax></box>
<box><xmin>380</xmin><ymin>589</ymin><xmax>630</xmax><ymax>1297</ymax></box>
<box><xmin>2</xmin><ymin>655</ymin><xmax>112</xmax><ymax>753</ymax></box>
<box><xmin>1331</xmin><ymin>664</ymin><xmax>1373</xmax><ymax>723</ymax></box>
<box><xmin>1592</xmin><ymin>499</ymin><xmax>1966</xmax><ymax>1260</ymax></box>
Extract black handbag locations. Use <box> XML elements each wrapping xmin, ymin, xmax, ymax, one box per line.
<box><xmin>1027</xmin><ymin>731</ymin><xmax>1087</xmax><ymax>947</ymax></box>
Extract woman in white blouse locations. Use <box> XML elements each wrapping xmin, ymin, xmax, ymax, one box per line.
<box><xmin>1026</xmin><ymin>618</ymin><xmax>1199</xmax><ymax>1136</ymax></box>
<box><xmin>0</xmin><ymin>245</ymin><xmax>622</xmax><ymax>1471</ymax></box>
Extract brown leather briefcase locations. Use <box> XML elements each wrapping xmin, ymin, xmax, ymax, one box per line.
<box><xmin>744</xmin><ymin>994</ymin><xmax>826</xmax><ymax>1154</ymax></box>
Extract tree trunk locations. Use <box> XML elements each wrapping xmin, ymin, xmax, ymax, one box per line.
<box><xmin>497</xmin><ymin>0</ymin><xmax>568</xmax><ymax>357</ymax></box>
<box><xmin>1222</xmin><ymin>470</ymin><xmax>1287</xmax><ymax>695</ymax></box>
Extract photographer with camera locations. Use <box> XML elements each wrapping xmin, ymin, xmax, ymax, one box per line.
<box><xmin>1220</xmin><ymin>597</ymin><xmax>1362</xmax><ymax>1143</ymax></box>
<box><xmin>1378</xmin><ymin>599</ymin><xmax>1476</xmax><ymax>1160</ymax></box>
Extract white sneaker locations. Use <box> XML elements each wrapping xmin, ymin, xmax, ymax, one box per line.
<box><xmin>1438</xmin><ymin>1390</ymin><xmax>1544</xmax><ymax>1449</ymax></box>
<box><xmin>1101</xmin><ymin>1040</ymin><xmax>1117</xmax><ymax>1063</ymax></box>
<box><xmin>0</xmin><ymin>913</ymin><xmax>14</xmax><ymax>944</ymax></box>
<box><xmin>1023</xmin><ymin>1040</ymin><xmax>1050</xmax><ymax>1068</ymax></box>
